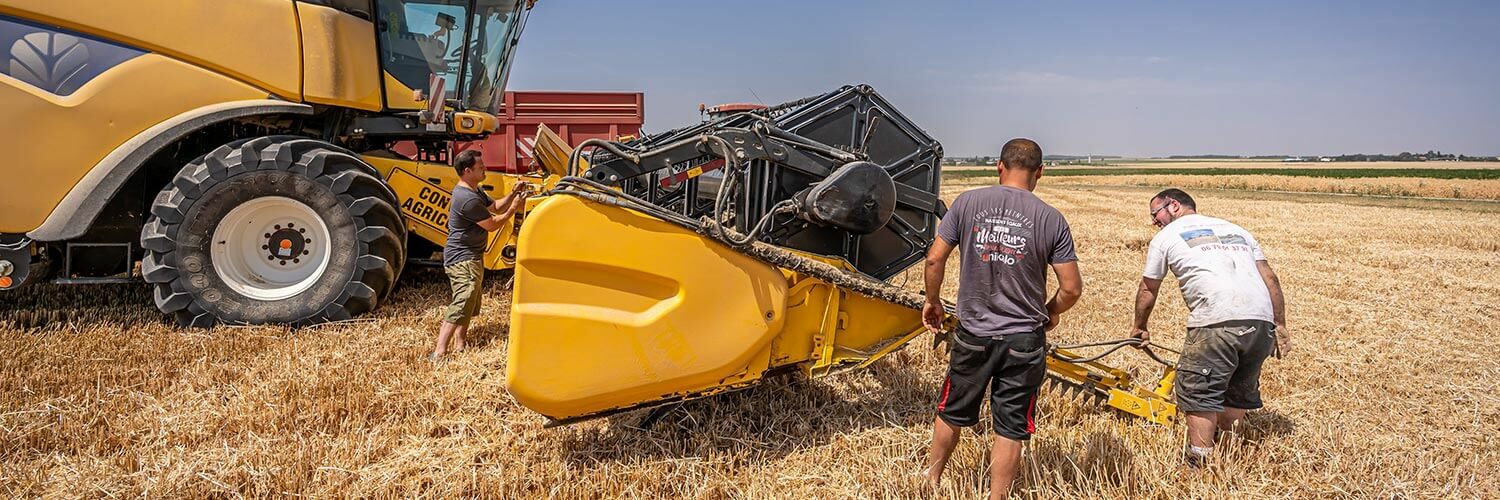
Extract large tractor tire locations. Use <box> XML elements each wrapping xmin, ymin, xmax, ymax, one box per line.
<box><xmin>141</xmin><ymin>136</ymin><xmax>407</xmax><ymax>327</ymax></box>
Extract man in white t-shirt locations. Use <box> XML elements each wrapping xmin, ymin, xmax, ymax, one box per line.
<box><xmin>1130</xmin><ymin>188</ymin><xmax>1290</xmax><ymax>467</ymax></box>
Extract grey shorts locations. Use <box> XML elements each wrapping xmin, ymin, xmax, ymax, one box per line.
<box><xmin>1175</xmin><ymin>320</ymin><xmax>1276</xmax><ymax>412</ymax></box>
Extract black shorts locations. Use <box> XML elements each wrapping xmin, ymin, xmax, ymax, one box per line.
<box><xmin>1175</xmin><ymin>319</ymin><xmax>1276</xmax><ymax>412</ymax></box>
<box><xmin>936</xmin><ymin>326</ymin><xmax>1048</xmax><ymax>441</ymax></box>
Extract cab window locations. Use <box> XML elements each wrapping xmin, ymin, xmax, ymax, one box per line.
<box><xmin>376</xmin><ymin>0</ymin><xmax>471</xmax><ymax>100</ymax></box>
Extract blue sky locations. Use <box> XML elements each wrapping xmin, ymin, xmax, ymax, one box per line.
<box><xmin>507</xmin><ymin>1</ymin><xmax>1500</xmax><ymax>157</ymax></box>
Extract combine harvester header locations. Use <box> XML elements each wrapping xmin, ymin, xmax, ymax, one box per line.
<box><xmin>504</xmin><ymin>85</ymin><xmax>1179</xmax><ymax>427</ymax></box>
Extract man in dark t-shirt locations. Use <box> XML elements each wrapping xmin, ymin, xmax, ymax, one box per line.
<box><xmin>432</xmin><ymin>149</ymin><xmax>530</xmax><ymax>361</ymax></box>
<box><xmin>920</xmin><ymin>138</ymin><xmax>1084</xmax><ymax>499</ymax></box>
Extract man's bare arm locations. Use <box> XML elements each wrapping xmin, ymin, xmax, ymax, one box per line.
<box><xmin>475</xmin><ymin>198</ymin><xmax>522</xmax><ymax>231</ymax></box>
<box><xmin>489</xmin><ymin>183</ymin><xmax>532</xmax><ymax>212</ymax></box>
<box><xmin>921</xmin><ymin>238</ymin><xmax>956</xmax><ymax>333</ymax></box>
<box><xmin>1256</xmin><ymin>260</ymin><xmax>1290</xmax><ymax>357</ymax></box>
<box><xmin>1256</xmin><ymin>260</ymin><xmax>1285</xmax><ymax>326</ymax></box>
<box><xmin>1045</xmin><ymin>261</ymin><xmax>1083</xmax><ymax>330</ymax></box>
<box><xmin>1131</xmin><ymin>277</ymin><xmax>1163</xmax><ymax>341</ymax></box>
<box><xmin>923</xmin><ymin>239</ymin><xmax>955</xmax><ymax>303</ymax></box>
<box><xmin>477</xmin><ymin>184</ymin><xmax>532</xmax><ymax>231</ymax></box>
<box><xmin>488</xmin><ymin>193</ymin><xmax>513</xmax><ymax>212</ymax></box>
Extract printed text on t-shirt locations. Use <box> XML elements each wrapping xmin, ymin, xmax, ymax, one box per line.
<box><xmin>971</xmin><ymin>208</ymin><xmax>1034</xmax><ymax>265</ymax></box>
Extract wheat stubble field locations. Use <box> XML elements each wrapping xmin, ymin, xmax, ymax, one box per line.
<box><xmin>948</xmin><ymin>161</ymin><xmax>1500</xmax><ymax>200</ymax></box>
<box><xmin>3</xmin><ymin>178</ymin><xmax>1498</xmax><ymax>498</ymax></box>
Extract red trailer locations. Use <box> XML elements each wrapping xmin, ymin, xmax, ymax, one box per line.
<box><xmin>396</xmin><ymin>90</ymin><xmax>645</xmax><ymax>173</ymax></box>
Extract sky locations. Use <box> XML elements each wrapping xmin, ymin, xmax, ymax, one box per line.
<box><xmin>506</xmin><ymin>0</ymin><xmax>1500</xmax><ymax>157</ymax></box>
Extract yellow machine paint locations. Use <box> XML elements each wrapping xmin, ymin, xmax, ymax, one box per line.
<box><xmin>0</xmin><ymin>0</ymin><xmax>304</xmax><ymax>100</ymax></box>
<box><xmin>359</xmin><ymin>122</ymin><xmax>599</xmax><ymax>272</ymax></box>
<box><xmin>0</xmin><ymin>54</ymin><xmax>266</xmax><ymax>232</ymax></box>
<box><xmin>0</xmin><ymin>0</ymin><xmax>506</xmax><ymax>234</ymax></box>
<box><xmin>531</xmin><ymin>123</ymin><xmax>587</xmax><ymax>177</ymax></box>
<box><xmin>452</xmin><ymin>111</ymin><xmax>501</xmax><ymax>135</ymax></box>
<box><xmin>1047</xmin><ymin>347</ymin><xmax>1179</xmax><ymax>426</ymax></box>
<box><xmin>506</xmin><ymin>193</ymin><xmax>930</xmax><ymax>421</ymax></box>
<box><xmin>298</xmin><ymin>2</ymin><xmax>383</xmax><ymax>111</ymax></box>
<box><xmin>384</xmin><ymin>73</ymin><xmax>424</xmax><ymax>111</ymax></box>
<box><xmin>364</xmin><ymin>154</ymin><xmax>549</xmax><ymax>270</ymax></box>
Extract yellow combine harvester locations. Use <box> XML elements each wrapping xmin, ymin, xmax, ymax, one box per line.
<box><xmin>0</xmin><ymin>1</ymin><xmax>1176</xmax><ymax>426</ymax></box>
<box><xmin>0</xmin><ymin>0</ymin><xmax>534</xmax><ymax>324</ymax></box>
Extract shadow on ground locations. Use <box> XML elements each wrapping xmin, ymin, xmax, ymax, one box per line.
<box><xmin>1020</xmin><ymin>431</ymin><xmax>1137</xmax><ymax>490</ymax></box>
<box><xmin>558</xmin><ymin>357</ymin><xmax>938</xmax><ymax>464</ymax></box>
<box><xmin>1240</xmin><ymin>409</ymin><xmax>1297</xmax><ymax>443</ymax></box>
<box><xmin>0</xmin><ymin>282</ymin><xmax>163</xmax><ymax>330</ymax></box>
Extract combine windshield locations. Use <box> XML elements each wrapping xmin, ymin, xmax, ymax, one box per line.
<box><xmin>463</xmin><ymin>0</ymin><xmax>528</xmax><ymax>113</ymax></box>
<box><xmin>377</xmin><ymin>0</ymin><xmax>527</xmax><ymax>113</ymax></box>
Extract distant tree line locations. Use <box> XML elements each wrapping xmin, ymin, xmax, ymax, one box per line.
<box><xmin>945</xmin><ymin>151</ymin><xmax>1498</xmax><ymax>165</ymax></box>
<box><xmin>1326</xmin><ymin>151</ymin><xmax>1497</xmax><ymax>162</ymax></box>
<box><xmin>943</xmin><ymin>156</ymin><xmax>993</xmax><ymax>166</ymax></box>
<box><xmin>942</xmin><ymin>155</ymin><xmax>1121</xmax><ymax>165</ymax></box>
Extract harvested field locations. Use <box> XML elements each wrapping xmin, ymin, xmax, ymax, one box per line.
<box><xmin>946</xmin><ymin>167</ymin><xmax>1500</xmax><ymax>200</ymax></box>
<box><xmin>946</xmin><ymin>160</ymin><xmax>1500</xmax><ymax>171</ymax></box>
<box><xmin>1017</xmin><ymin>168</ymin><xmax>1500</xmax><ymax>180</ymax></box>
<box><xmin>1046</xmin><ymin>174</ymin><xmax>1500</xmax><ymax>200</ymax></box>
<box><xmin>4</xmin><ymin>182</ymin><xmax>1499</xmax><ymax>498</ymax></box>
<box><xmin>1106</xmin><ymin>160</ymin><xmax>1500</xmax><ymax>170</ymax></box>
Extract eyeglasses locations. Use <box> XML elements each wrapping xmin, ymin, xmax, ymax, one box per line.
<box><xmin>1149</xmin><ymin>201</ymin><xmax>1174</xmax><ymax>222</ymax></box>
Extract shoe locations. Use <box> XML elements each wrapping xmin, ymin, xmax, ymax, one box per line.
<box><xmin>1184</xmin><ymin>445</ymin><xmax>1212</xmax><ymax>469</ymax></box>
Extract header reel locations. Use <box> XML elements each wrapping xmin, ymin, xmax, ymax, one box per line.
<box><xmin>573</xmin><ymin>84</ymin><xmax>945</xmax><ymax>280</ymax></box>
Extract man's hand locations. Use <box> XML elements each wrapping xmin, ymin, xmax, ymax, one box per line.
<box><xmin>493</xmin><ymin>182</ymin><xmax>534</xmax><ymax>212</ymax></box>
<box><xmin>1131</xmin><ymin>277</ymin><xmax>1162</xmax><ymax>347</ymax></box>
<box><xmin>478</xmin><ymin>182</ymin><xmax>535</xmax><ymax>231</ymax></box>
<box><xmin>510</xmin><ymin>181</ymin><xmax>533</xmax><ymax>197</ymax></box>
<box><xmin>921</xmin><ymin>239</ymin><xmax>955</xmax><ymax>337</ymax></box>
<box><xmin>922</xmin><ymin>300</ymin><xmax>944</xmax><ymax>335</ymax></box>
<box><xmin>1273</xmin><ymin>323</ymin><xmax>1291</xmax><ymax>359</ymax></box>
<box><xmin>1045</xmin><ymin>312</ymin><xmax>1060</xmax><ymax>331</ymax></box>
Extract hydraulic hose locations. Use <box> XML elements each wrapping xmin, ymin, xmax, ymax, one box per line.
<box><xmin>1050</xmin><ymin>338</ymin><xmax>1178</xmax><ymax>367</ymax></box>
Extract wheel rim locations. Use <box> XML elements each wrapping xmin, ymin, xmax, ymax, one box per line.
<box><xmin>210</xmin><ymin>196</ymin><xmax>333</xmax><ymax>301</ymax></box>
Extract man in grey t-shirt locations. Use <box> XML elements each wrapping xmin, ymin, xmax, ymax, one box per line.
<box><xmin>432</xmin><ymin>149</ymin><xmax>530</xmax><ymax>361</ymax></box>
<box><xmin>921</xmin><ymin>138</ymin><xmax>1083</xmax><ymax>499</ymax></box>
